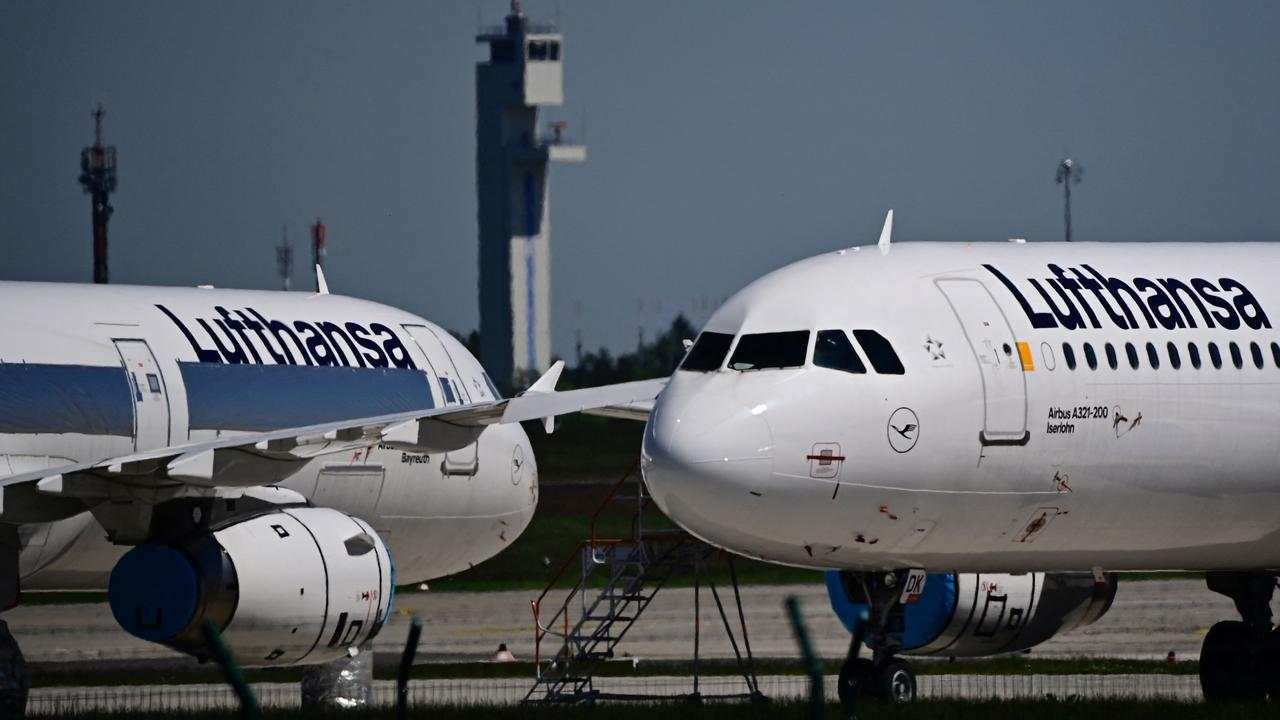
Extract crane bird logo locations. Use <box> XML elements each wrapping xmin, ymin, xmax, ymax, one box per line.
<box><xmin>887</xmin><ymin>408</ymin><xmax>921</xmax><ymax>453</ymax></box>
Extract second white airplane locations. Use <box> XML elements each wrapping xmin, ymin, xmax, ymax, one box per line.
<box><xmin>640</xmin><ymin>213</ymin><xmax>1280</xmax><ymax>701</ymax></box>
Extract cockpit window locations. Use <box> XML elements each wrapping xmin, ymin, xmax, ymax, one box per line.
<box><xmin>852</xmin><ymin>330</ymin><xmax>905</xmax><ymax>375</ymax></box>
<box><xmin>680</xmin><ymin>332</ymin><xmax>733</xmax><ymax>372</ymax></box>
<box><xmin>814</xmin><ymin>330</ymin><xmax>867</xmax><ymax>374</ymax></box>
<box><xmin>482</xmin><ymin>371</ymin><xmax>503</xmax><ymax>400</ymax></box>
<box><xmin>728</xmin><ymin>331</ymin><xmax>810</xmax><ymax>371</ymax></box>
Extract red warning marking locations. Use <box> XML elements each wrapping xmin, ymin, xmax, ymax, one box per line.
<box><xmin>806</xmin><ymin>453</ymin><xmax>846</xmax><ymax>463</ymax></box>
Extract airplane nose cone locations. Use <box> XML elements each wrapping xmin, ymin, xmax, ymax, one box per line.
<box><xmin>642</xmin><ymin>378</ymin><xmax>774</xmax><ymax>538</ymax></box>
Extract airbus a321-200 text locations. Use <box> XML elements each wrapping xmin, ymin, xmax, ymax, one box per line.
<box><xmin>638</xmin><ymin>212</ymin><xmax>1280</xmax><ymax>702</ymax></box>
<box><xmin>0</xmin><ymin>269</ymin><xmax>663</xmax><ymax>675</ymax></box>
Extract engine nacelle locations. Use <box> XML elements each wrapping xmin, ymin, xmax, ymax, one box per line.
<box><xmin>109</xmin><ymin>507</ymin><xmax>394</xmax><ymax>666</ymax></box>
<box><xmin>827</xmin><ymin>570</ymin><xmax>1116</xmax><ymax>657</ymax></box>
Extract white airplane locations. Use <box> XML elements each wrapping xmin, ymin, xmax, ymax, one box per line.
<box><xmin>640</xmin><ymin>212</ymin><xmax>1280</xmax><ymax>701</ymax></box>
<box><xmin>0</xmin><ymin>276</ymin><xmax>662</xmax><ymax>670</ymax></box>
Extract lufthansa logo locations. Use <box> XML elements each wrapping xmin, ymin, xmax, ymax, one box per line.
<box><xmin>887</xmin><ymin>407</ymin><xmax>920</xmax><ymax>454</ymax></box>
<box><xmin>511</xmin><ymin>445</ymin><xmax>525</xmax><ymax>486</ymax></box>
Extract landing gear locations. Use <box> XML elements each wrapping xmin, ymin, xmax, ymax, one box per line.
<box><xmin>1201</xmin><ymin>572</ymin><xmax>1278</xmax><ymax>701</ymax></box>
<box><xmin>835</xmin><ymin>570</ymin><xmax>918</xmax><ymax>707</ymax></box>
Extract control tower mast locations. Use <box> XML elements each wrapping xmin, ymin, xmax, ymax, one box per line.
<box><xmin>79</xmin><ymin>106</ymin><xmax>118</xmax><ymax>284</ymax></box>
<box><xmin>476</xmin><ymin>1</ymin><xmax>586</xmax><ymax>391</ymax></box>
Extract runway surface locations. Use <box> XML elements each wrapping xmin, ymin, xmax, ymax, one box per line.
<box><xmin>3</xmin><ymin>578</ymin><xmax>1252</xmax><ymax>667</ymax></box>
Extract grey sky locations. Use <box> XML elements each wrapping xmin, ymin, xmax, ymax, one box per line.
<box><xmin>3</xmin><ymin>2</ymin><xmax>1278</xmax><ymax>357</ymax></box>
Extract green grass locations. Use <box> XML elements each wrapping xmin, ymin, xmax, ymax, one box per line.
<box><xmin>525</xmin><ymin>415</ymin><xmax>644</xmax><ymax>483</ymax></box>
<box><xmin>31</xmin><ymin>699</ymin><xmax>1280</xmax><ymax>720</ymax></box>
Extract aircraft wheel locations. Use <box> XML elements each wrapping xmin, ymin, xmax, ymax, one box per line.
<box><xmin>1200</xmin><ymin>620</ymin><xmax>1266</xmax><ymax>701</ymax></box>
<box><xmin>836</xmin><ymin>657</ymin><xmax>873</xmax><ymax>704</ymax></box>
<box><xmin>875</xmin><ymin>658</ymin><xmax>917</xmax><ymax>702</ymax></box>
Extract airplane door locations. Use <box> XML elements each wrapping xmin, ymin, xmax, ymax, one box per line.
<box><xmin>113</xmin><ymin>339</ymin><xmax>171</xmax><ymax>450</ymax></box>
<box><xmin>401</xmin><ymin>325</ymin><xmax>479</xmax><ymax>476</ymax></box>
<box><xmin>935</xmin><ymin>280</ymin><xmax>1029</xmax><ymax>445</ymax></box>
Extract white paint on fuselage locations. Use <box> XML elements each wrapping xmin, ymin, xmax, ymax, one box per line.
<box><xmin>643</xmin><ymin>242</ymin><xmax>1280</xmax><ymax>573</ymax></box>
<box><xmin>1</xmin><ymin>281</ymin><xmax>537</xmax><ymax>589</ymax></box>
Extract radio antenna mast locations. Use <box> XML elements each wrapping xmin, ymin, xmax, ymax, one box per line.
<box><xmin>1055</xmin><ymin>158</ymin><xmax>1084</xmax><ymax>242</ymax></box>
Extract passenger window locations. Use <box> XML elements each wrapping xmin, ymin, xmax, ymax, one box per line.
<box><xmin>1105</xmin><ymin>343</ymin><xmax>1118</xmax><ymax>370</ymax></box>
<box><xmin>1229</xmin><ymin>342</ymin><xmax>1243</xmax><ymax>369</ymax></box>
<box><xmin>728</xmin><ymin>331</ymin><xmax>810</xmax><ymax>371</ymax></box>
<box><xmin>681</xmin><ymin>332</ymin><xmax>733</xmax><ymax>372</ymax></box>
<box><xmin>1062</xmin><ymin>343</ymin><xmax>1076</xmax><ymax>370</ymax></box>
<box><xmin>814</xmin><ymin>330</ymin><xmax>867</xmax><ymax>374</ymax></box>
<box><xmin>1125</xmin><ymin>343</ymin><xmax>1139</xmax><ymax>370</ymax></box>
<box><xmin>1188</xmin><ymin>343</ymin><xmax>1202</xmax><ymax>369</ymax></box>
<box><xmin>1272</xmin><ymin>342</ymin><xmax>1280</xmax><ymax>368</ymax></box>
<box><xmin>1084</xmin><ymin>343</ymin><xmax>1098</xmax><ymax>370</ymax></box>
<box><xmin>1251</xmin><ymin>342</ymin><xmax>1264</xmax><ymax>369</ymax></box>
<box><xmin>1167</xmin><ymin>342</ymin><xmax>1181</xmax><ymax>370</ymax></box>
<box><xmin>1146</xmin><ymin>343</ymin><xmax>1159</xmax><ymax>370</ymax></box>
<box><xmin>1208</xmin><ymin>343</ymin><xmax>1223</xmax><ymax>369</ymax></box>
<box><xmin>852</xmin><ymin>330</ymin><xmax>905</xmax><ymax>375</ymax></box>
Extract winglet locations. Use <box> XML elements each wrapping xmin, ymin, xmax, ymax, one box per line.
<box><xmin>315</xmin><ymin>265</ymin><xmax>330</xmax><ymax>295</ymax></box>
<box><xmin>877</xmin><ymin>209</ymin><xmax>894</xmax><ymax>249</ymax></box>
<box><xmin>522</xmin><ymin>361</ymin><xmax>565</xmax><ymax>434</ymax></box>
<box><xmin>525</xmin><ymin>360</ymin><xmax>564</xmax><ymax>395</ymax></box>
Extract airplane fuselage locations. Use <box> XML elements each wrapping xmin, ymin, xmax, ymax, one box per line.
<box><xmin>642</xmin><ymin>241</ymin><xmax>1280</xmax><ymax>573</ymax></box>
<box><xmin>0</xmin><ymin>281</ymin><xmax>537</xmax><ymax>589</ymax></box>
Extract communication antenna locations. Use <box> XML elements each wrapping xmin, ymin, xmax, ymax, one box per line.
<box><xmin>310</xmin><ymin>218</ymin><xmax>327</xmax><ymax>292</ymax></box>
<box><xmin>1055</xmin><ymin>159</ymin><xmax>1084</xmax><ymax>242</ymax></box>
<box><xmin>79</xmin><ymin>105</ymin><xmax>118</xmax><ymax>283</ymax></box>
<box><xmin>276</xmin><ymin>224</ymin><xmax>293</xmax><ymax>291</ymax></box>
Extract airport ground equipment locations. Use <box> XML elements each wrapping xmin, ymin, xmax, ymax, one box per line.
<box><xmin>524</xmin><ymin>465</ymin><xmax>763</xmax><ymax>704</ymax></box>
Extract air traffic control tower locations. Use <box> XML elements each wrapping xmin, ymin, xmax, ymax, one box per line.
<box><xmin>476</xmin><ymin>3</ymin><xmax>585</xmax><ymax>391</ymax></box>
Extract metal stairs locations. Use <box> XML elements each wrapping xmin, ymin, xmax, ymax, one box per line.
<box><xmin>523</xmin><ymin>464</ymin><xmax>763</xmax><ymax>704</ymax></box>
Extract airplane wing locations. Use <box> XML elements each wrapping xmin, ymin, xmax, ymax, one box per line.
<box><xmin>0</xmin><ymin>363</ymin><xmax>666</xmax><ymax>494</ymax></box>
<box><xmin>581</xmin><ymin>398</ymin><xmax>657</xmax><ymax>422</ymax></box>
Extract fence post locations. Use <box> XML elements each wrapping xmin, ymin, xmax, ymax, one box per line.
<box><xmin>398</xmin><ymin>616</ymin><xmax>423</xmax><ymax>720</ymax></box>
<box><xmin>200</xmin><ymin>621</ymin><xmax>259</xmax><ymax>720</ymax></box>
<box><xmin>784</xmin><ymin>596</ymin><xmax>824</xmax><ymax>720</ymax></box>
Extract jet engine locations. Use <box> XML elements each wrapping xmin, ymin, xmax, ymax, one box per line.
<box><xmin>108</xmin><ymin>507</ymin><xmax>393</xmax><ymax>666</ymax></box>
<box><xmin>827</xmin><ymin>571</ymin><xmax>1115</xmax><ymax>657</ymax></box>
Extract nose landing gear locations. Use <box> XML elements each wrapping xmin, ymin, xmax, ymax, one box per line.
<box><xmin>1201</xmin><ymin>572</ymin><xmax>1280</xmax><ymax>701</ymax></box>
<box><xmin>835</xmin><ymin>570</ymin><xmax>918</xmax><ymax>707</ymax></box>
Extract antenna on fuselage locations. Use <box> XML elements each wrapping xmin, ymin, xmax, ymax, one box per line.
<box><xmin>314</xmin><ymin>264</ymin><xmax>330</xmax><ymax>295</ymax></box>
<box><xmin>877</xmin><ymin>210</ymin><xmax>894</xmax><ymax>253</ymax></box>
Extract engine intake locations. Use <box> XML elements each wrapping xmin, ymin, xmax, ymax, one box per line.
<box><xmin>827</xmin><ymin>570</ymin><xmax>1116</xmax><ymax>657</ymax></box>
<box><xmin>109</xmin><ymin>507</ymin><xmax>393</xmax><ymax>666</ymax></box>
